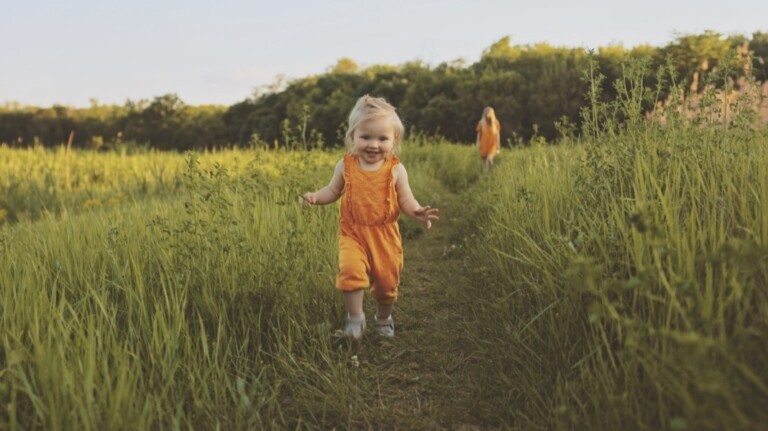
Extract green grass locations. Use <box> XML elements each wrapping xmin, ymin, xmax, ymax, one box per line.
<box><xmin>1</xmin><ymin>60</ymin><xmax>767</xmax><ymax>429</ymax></box>
<box><xmin>0</xmin><ymin>143</ymin><xmax>459</xmax><ymax>429</ymax></box>
<box><xmin>1</xmin><ymin>149</ymin><xmax>355</xmax><ymax>429</ymax></box>
<box><xmin>456</xmin><ymin>62</ymin><xmax>768</xmax><ymax>429</ymax></box>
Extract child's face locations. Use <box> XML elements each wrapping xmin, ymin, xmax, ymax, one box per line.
<box><xmin>352</xmin><ymin>117</ymin><xmax>396</xmax><ymax>165</ymax></box>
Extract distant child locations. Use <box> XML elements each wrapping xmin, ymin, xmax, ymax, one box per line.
<box><xmin>302</xmin><ymin>95</ymin><xmax>439</xmax><ymax>340</ymax></box>
<box><xmin>476</xmin><ymin>106</ymin><xmax>501</xmax><ymax>171</ymax></box>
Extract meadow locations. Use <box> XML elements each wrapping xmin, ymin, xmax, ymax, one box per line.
<box><xmin>1</xmin><ymin>62</ymin><xmax>767</xmax><ymax>430</ymax></box>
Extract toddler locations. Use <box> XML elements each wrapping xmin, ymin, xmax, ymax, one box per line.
<box><xmin>303</xmin><ymin>95</ymin><xmax>439</xmax><ymax>340</ymax></box>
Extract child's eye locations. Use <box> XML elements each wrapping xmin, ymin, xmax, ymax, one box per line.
<box><xmin>359</xmin><ymin>135</ymin><xmax>370</xmax><ymax>140</ymax></box>
<box><xmin>379</xmin><ymin>136</ymin><xmax>390</xmax><ymax>141</ymax></box>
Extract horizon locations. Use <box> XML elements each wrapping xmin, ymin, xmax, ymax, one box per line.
<box><xmin>2</xmin><ymin>0</ymin><xmax>767</xmax><ymax>108</ymax></box>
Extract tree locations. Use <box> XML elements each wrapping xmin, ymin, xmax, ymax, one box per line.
<box><xmin>329</xmin><ymin>58</ymin><xmax>359</xmax><ymax>74</ymax></box>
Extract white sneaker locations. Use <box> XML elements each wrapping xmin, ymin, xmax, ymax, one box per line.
<box><xmin>375</xmin><ymin>315</ymin><xmax>395</xmax><ymax>337</ymax></box>
<box><xmin>342</xmin><ymin>313</ymin><xmax>366</xmax><ymax>341</ymax></box>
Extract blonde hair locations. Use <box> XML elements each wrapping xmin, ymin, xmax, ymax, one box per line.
<box><xmin>345</xmin><ymin>95</ymin><xmax>404</xmax><ymax>153</ymax></box>
<box><xmin>480</xmin><ymin>106</ymin><xmax>498</xmax><ymax>125</ymax></box>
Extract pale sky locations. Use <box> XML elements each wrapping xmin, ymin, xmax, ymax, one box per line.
<box><xmin>2</xmin><ymin>0</ymin><xmax>766</xmax><ymax>107</ymax></box>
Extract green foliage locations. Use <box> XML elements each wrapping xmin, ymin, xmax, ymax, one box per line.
<box><xmin>0</xmin><ymin>95</ymin><xmax>226</xmax><ymax>151</ymax></box>
<box><xmin>481</xmin><ymin>36</ymin><xmax>522</xmax><ymax>61</ymax></box>
<box><xmin>1</xmin><ymin>55</ymin><xmax>767</xmax><ymax>426</ymax></box>
<box><xmin>751</xmin><ymin>31</ymin><xmax>768</xmax><ymax>82</ymax></box>
<box><xmin>458</xmin><ymin>55</ymin><xmax>768</xmax><ymax>430</ymax></box>
<box><xmin>0</xmin><ymin>148</ymin><xmax>351</xmax><ymax>429</ymax></box>
<box><xmin>3</xmin><ymin>31</ymin><xmax>766</xmax><ymax>150</ymax></box>
<box><xmin>329</xmin><ymin>57</ymin><xmax>359</xmax><ymax>74</ymax></box>
<box><xmin>0</xmin><ymin>140</ymin><xmax>468</xmax><ymax>428</ymax></box>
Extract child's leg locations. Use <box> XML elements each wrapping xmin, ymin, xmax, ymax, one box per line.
<box><xmin>375</xmin><ymin>301</ymin><xmax>393</xmax><ymax>320</ymax></box>
<box><xmin>375</xmin><ymin>301</ymin><xmax>395</xmax><ymax>337</ymax></box>
<box><xmin>337</xmin><ymin>234</ymin><xmax>369</xmax><ymax>319</ymax></box>
<box><xmin>342</xmin><ymin>289</ymin><xmax>366</xmax><ymax>340</ymax></box>
<box><xmin>369</xmin><ymin>251</ymin><xmax>399</xmax><ymax>336</ymax></box>
<box><xmin>364</xmin><ymin>225</ymin><xmax>402</xmax><ymax>336</ymax></box>
<box><xmin>343</xmin><ymin>289</ymin><xmax>365</xmax><ymax>317</ymax></box>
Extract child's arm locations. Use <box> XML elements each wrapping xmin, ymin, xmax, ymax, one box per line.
<box><xmin>394</xmin><ymin>164</ymin><xmax>440</xmax><ymax>229</ymax></box>
<box><xmin>303</xmin><ymin>159</ymin><xmax>345</xmax><ymax>205</ymax></box>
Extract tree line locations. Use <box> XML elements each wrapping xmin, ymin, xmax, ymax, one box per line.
<box><xmin>2</xmin><ymin>30</ymin><xmax>766</xmax><ymax>150</ymax></box>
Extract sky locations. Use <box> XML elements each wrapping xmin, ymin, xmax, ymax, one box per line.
<box><xmin>1</xmin><ymin>0</ymin><xmax>766</xmax><ymax>108</ymax></box>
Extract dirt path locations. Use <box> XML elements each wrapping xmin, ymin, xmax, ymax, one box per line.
<box><xmin>353</xmin><ymin>190</ymin><xmax>487</xmax><ymax>430</ymax></box>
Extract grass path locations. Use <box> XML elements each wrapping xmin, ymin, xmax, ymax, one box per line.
<box><xmin>346</xmin><ymin>186</ymin><xmax>490</xmax><ymax>430</ymax></box>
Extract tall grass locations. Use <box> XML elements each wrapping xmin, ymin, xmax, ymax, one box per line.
<box><xmin>3</xmin><ymin>55</ymin><xmax>766</xmax><ymax>429</ymax></box>
<box><xmin>0</xmin><ymin>143</ymin><xmax>454</xmax><ymax>429</ymax></box>
<box><xmin>401</xmin><ymin>133</ymin><xmax>482</xmax><ymax>193</ymax></box>
<box><xmin>0</xmin><ymin>145</ymin><xmax>333</xmax><ymax>224</ymax></box>
<box><xmin>0</xmin><ymin>148</ymin><xmax>360</xmax><ymax>429</ymax></box>
<box><xmin>460</xmin><ymin>58</ymin><xmax>768</xmax><ymax>429</ymax></box>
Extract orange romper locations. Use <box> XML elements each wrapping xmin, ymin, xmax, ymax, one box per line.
<box><xmin>336</xmin><ymin>153</ymin><xmax>403</xmax><ymax>305</ymax></box>
<box><xmin>476</xmin><ymin>119</ymin><xmax>501</xmax><ymax>158</ymax></box>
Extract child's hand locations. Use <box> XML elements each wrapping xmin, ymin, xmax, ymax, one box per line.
<box><xmin>301</xmin><ymin>192</ymin><xmax>316</xmax><ymax>208</ymax></box>
<box><xmin>413</xmin><ymin>205</ymin><xmax>440</xmax><ymax>229</ymax></box>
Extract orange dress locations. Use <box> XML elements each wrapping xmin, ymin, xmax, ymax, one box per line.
<box><xmin>476</xmin><ymin>119</ymin><xmax>500</xmax><ymax>158</ymax></box>
<box><xmin>336</xmin><ymin>153</ymin><xmax>404</xmax><ymax>304</ymax></box>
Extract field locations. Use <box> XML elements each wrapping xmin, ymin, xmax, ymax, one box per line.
<box><xmin>2</xmin><ymin>90</ymin><xmax>768</xmax><ymax>429</ymax></box>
